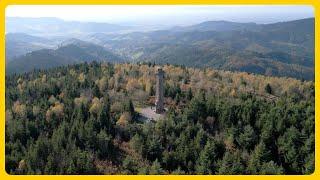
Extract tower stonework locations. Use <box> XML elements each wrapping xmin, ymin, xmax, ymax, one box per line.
<box><xmin>155</xmin><ymin>68</ymin><xmax>165</xmax><ymax>114</ymax></box>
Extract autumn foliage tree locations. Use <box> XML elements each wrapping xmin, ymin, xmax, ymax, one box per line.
<box><xmin>5</xmin><ymin>62</ymin><xmax>314</xmax><ymax>175</ymax></box>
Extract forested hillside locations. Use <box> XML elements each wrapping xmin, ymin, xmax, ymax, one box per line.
<box><xmin>6</xmin><ymin>40</ymin><xmax>123</xmax><ymax>74</ymax></box>
<box><xmin>85</xmin><ymin>18</ymin><xmax>314</xmax><ymax>80</ymax></box>
<box><xmin>5</xmin><ymin>33</ymin><xmax>59</xmax><ymax>61</ymax></box>
<box><xmin>5</xmin><ymin>62</ymin><xmax>314</xmax><ymax>174</ymax></box>
<box><xmin>6</xmin><ymin>18</ymin><xmax>314</xmax><ymax>80</ymax></box>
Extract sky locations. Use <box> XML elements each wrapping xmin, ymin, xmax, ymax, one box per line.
<box><xmin>6</xmin><ymin>5</ymin><xmax>314</xmax><ymax>26</ymax></box>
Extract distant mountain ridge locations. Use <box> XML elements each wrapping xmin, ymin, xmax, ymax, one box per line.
<box><xmin>170</xmin><ymin>18</ymin><xmax>314</xmax><ymax>32</ymax></box>
<box><xmin>5</xmin><ymin>18</ymin><xmax>314</xmax><ymax>80</ymax></box>
<box><xmin>6</xmin><ymin>39</ymin><xmax>123</xmax><ymax>74</ymax></box>
<box><xmin>6</xmin><ymin>17</ymin><xmax>130</xmax><ymax>36</ymax></box>
<box><xmin>5</xmin><ymin>33</ymin><xmax>59</xmax><ymax>61</ymax></box>
<box><xmin>172</xmin><ymin>20</ymin><xmax>260</xmax><ymax>32</ymax></box>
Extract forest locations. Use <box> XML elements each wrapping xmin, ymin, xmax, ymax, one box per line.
<box><xmin>5</xmin><ymin>62</ymin><xmax>314</xmax><ymax>174</ymax></box>
<box><xmin>6</xmin><ymin>18</ymin><xmax>314</xmax><ymax>80</ymax></box>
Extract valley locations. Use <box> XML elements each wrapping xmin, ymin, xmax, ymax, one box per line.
<box><xmin>5</xmin><ymin>12</ymin><xmax>315</xmax><ymax>175</ymax></box>
<box><xmin>6</xmin><ymin>17</ymin><xmax>314</xmax><ymax>80</ymax></box>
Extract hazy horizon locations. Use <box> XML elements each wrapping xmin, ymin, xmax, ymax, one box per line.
<box><xmin>6</xmin><ymin>5</ymin><xmax>314</xmax><ymax>26</ymax></box>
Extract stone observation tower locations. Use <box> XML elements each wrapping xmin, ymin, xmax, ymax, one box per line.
<box><xmin>155</xmin><ymin>67</ymin><xmax>165</xmax><ymax>114</ymax></box>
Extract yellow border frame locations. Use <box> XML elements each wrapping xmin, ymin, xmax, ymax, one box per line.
<box><xmin>0</xmin><ymin>0</ymin><xmax>318</xmax><ymax>179</ymax></box>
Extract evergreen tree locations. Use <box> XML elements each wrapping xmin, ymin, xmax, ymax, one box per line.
<box><xmin>122</xmin><ymin>155</ymin><xmax>139</xmax><ymax>174</ymax></box>
<box><xmin>186</xmin><ymin>88</ymin><xmax>193</xmax><ymax>101</ymax></box>
<box><xmin>97</xmin><ymin>129</ymin><xmax>113</xmax><ymax>159</ymax></box>
<box><xmin>149</xmin><ymin>159</ymin><xmax>164</xmax><ymax>175</ymax></box>
<box><xmin>195</xmin><ymin>140</ymin><xmax>216</xmax><ymax>174</ymax></box>
<box><xmin>238</xmin><ymin>125</ymin><xmax>257</xmax><ymax>150</ymax></box>
<box><xmin>218</xmin><ymin>151</ymin><xmax>245</xmax><ymax>175</ymax></box>
<box><xmin>265</xmin><ymin>83</ymin><xmax>273</xmax><ymax>94</ymax></box>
